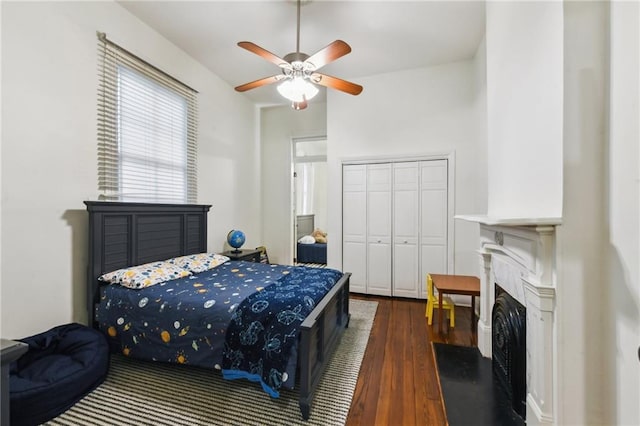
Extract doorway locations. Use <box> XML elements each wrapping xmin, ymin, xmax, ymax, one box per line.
<box><xmin>292</xmin><ymin>136</ymin><xmax>327</xmax><ymax>264</ymax></box>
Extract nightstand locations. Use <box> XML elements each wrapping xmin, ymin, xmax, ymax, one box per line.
<box><xmin>220</xmin><ymin>248</ymin><xmax>261</xmax><ymax>263</ymax></box>
<box><xmin>1</xmin><ymin>339</ymin><xmax>28</xmax><ymax>426</ymax></box>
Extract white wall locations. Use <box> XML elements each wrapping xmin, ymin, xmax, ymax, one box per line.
<box><xmin>556</xmin><ymin>2</ymin><xmax>609</xmax><ymax>423</ymax></box>
<box><xmin>557</xmin><ymin>2</ymin><xmax>640</xmax><ymax>423</ymax></box>
<box><xmin>607</xmin><ymin>1</ymin><xmax>639</xmax><ymax>424</ymax></box>
<box><xmin>1</xmin><ymin>1</ymin><xmax>258</xmax><ymax>338</ymax></box>
<box><xmin>465</xmin><ymin>36</ymin><xmax>488</xmax><ymax>279</ymax></box>
<box><xmin>485</xmin><ymin>1</ymin><xmax>563</xmax><ymax>219</ymax></box>
<box><xmin>327</xmin><ymin>60</ymin><xmax>485</xmax><ymax>276</ymax></box>
<box><xmin>473</xmin><ymin>37</ymin><xmax>488</xmax><ymax>218</ymax></box>
<box><xmin>260</xmin><ymin>103</ymin><xmax>327</xmax><ymax>265</ymax></box>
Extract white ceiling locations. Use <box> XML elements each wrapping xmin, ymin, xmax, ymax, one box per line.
<box><xmin>118</xmin><ymin>0</ymin><xmax>486</xmax><ymax>107</ymax></box>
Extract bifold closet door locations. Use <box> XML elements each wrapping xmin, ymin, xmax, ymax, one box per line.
<box><xmin>343</xmin><ymin>159</ymin><xmax>448</xmax><ymax>299</ymax></box>
<box><xmin>392</xmin><ymin>162</ymin><xmax>420</xmax><ymax>298</ymax></box>
<box><xmin>365</xmin><ymin>164</ymin><xmax>392</xmax><ymax>296</ymax></box>
<box><xmin>342</xmin><ymin>165</ymin><xmax>367</xmax><ymax>293</ymax></box>
<box><xmin>419</xmin><ymin>160</ymin><xmax>448</xmax><ymax>297</ymax></box>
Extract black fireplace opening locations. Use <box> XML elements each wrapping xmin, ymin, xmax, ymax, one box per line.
<box><xmin>492</xmin><ymin>285</ymin><xmax>527</xmax><ymax>420</ymax></box>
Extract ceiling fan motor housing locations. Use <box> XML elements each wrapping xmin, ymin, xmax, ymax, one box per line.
<box><xmin>283</xmin><ymin>52</ymin><xmax>310</xmax><ymax>64</ymax></box>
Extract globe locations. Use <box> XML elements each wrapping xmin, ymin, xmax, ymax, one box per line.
<box><xmin>227</xmin><ymin>230</ymin><xmax>246</xmax><ymax>253</ymax></box>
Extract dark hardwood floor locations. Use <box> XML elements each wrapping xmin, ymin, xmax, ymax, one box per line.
<box><xmin>346</xmin><ymin>294</ymin><xmax>478</xmax><ymax>426</ymax></box>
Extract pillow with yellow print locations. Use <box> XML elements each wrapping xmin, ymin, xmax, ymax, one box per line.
<box><xmin>168</xmin><ymin>252</ymin><xmax>230</xmax><ymax>273</ymax></box>
<box><xmin>99</xmin><ymin>261</ymin><xmax>192</xmax><ymax>289</ymax></box>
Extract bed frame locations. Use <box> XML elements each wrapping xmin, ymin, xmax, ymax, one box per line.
<box><xmin>84</xmin><ymin>201</ymin><xmax>350</xmax><ymax>420</ymax></box>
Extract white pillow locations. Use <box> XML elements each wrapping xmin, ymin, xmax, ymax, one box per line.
<box><xmin>168</xmin><ymin>252</ymin><xmax>230</xmax><ymax>273</ymax></box>
<box><xmin>99</xmin><ymin>261</ymin><xmax>192</xmax><ymax>289</ymax></box>
<box><xmin>298</xmin><ymin>235</ymin><xmax>316</xmax><ymax>244</ymax></box>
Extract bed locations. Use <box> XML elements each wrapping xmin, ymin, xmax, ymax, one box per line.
<box><xmin>84</xmin><ymin>201</ymin><xmax>350</xmax><ymax>420</ymax></box>
<box><xmin>296</xmin><ymin>242</ymin><xmax>327</xmax><ymax>264</ymax></box>
<box><xmin>296</xmin><ymin>214</ymin><xmax>327</xmax><ymax>264</ymax></box>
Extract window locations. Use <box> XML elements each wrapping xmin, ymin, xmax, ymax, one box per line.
<box><xmin>97</xmin><ymin>33</ymin><xmax>198</xmax><ymax>203</ymax></box>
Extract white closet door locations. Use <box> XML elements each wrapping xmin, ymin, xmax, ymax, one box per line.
<box><xmin>420</xmin><ymin>160</ymin><xmax>448</xmax><ymax>297</ymax></box>
<box><xmin>366</xmin><ymin>164</ymin><xmax>392</xmax><ymax>296</ymax></box>
<box><xmin>342</xmin><ymin>165</ymin><xmax>367</xmax><ymax>293</ymax></box>
<box><xmin>392</xmin><ymin>162</ymin><xmax>420</xmax><ymax>298</ymax></box>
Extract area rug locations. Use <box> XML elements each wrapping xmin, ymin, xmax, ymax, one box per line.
<box><xmin>294</xmin><ymin>262</ymin><xmax>326</xmax><ymax>268</ymax></box>
<box><xmin>46</xmin><ymin>299</ymin><xmax>378</xmax><ymax>426</ymax></box>
<box><xmin>432</xmin><ymin>342</ymin><xmax>524</xmax><ymax>426</ymax></box>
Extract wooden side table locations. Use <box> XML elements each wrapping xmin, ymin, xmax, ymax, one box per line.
<box><xmin>220</xmin><ymin>249</ymin><xmax>261</xmax><ymax>263</ymax></box>
<box><xmin>1</xmin><ymin>339</ymin><xmax>28</xmax><ymax>426</ymax></box>
<box><xmin>429</xmin><ymin>274</ymin><xmax>481</xmax><ymax>334</ymax></box>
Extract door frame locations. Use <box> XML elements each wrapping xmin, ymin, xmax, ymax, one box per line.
<box><xmin>291</xmin><ymin>135</ymin><xmax>328</xmax><ymax>263</ymax></box>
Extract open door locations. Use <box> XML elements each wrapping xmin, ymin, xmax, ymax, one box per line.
<box><xmin>292</xmin><ymin>136</ymin><xmax>327</xmax><ymax>265</ymax></box>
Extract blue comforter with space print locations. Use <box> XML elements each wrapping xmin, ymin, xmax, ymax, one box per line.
<box><xmin>221</xmin><ymin>266</ymin><xmax>342</xmax><ymax>397</ymax></box>
<box><xmin>95</xmin><ymin>260</ymin><xmax>342</xmax><ymax>397</ymax></box>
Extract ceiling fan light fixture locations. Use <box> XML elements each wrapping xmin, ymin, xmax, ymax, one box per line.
<box><xmin>277</xmin><ymin>77</ymin><xmax>319</xmax><ymax>103</ymax></box>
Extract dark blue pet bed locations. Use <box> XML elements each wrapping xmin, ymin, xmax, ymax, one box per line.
<box><xmin>10</xmin><ymin>323</ymin><xmax>110</xmax><ymax>426</ymax></box>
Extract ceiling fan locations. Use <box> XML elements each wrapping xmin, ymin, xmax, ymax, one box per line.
<box><xmin>234</xmin><ymin>0</ymin><xmax>363</xmax><ymax>110</ymax></box>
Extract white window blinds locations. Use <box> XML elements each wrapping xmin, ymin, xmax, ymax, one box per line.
<box><xmin>97</xmin><ymin>33</ymin><xmax>198</xmax><ymax>203</ymax></box>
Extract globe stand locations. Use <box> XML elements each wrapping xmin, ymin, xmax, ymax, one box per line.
<box><xmin>231</xmin><ymin>249</ymin><xmax>242</xmax><ymax>254</ymax></box>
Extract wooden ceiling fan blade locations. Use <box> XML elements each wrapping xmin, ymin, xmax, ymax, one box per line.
<box><xmin>310</xmin><ymin>73</ymin><xmax>363</xmax><ymax>96</ymax></box>
<box><xmin>237</xmin><ymin>41</ymin><xmax>290</xmax><ymax>68</ymax></box>
<box><xmin>235</xmin><ymin>75</ymin><xmax>285</xmax><ymax>92</ymax></box>
<box><xmin>304</xmin><ymin>40</ymin><xmax>351</xmax><ymax>70</ymax></box>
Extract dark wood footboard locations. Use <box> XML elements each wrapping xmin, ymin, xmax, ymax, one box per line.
<box><xmin>298</xmin><ymin>272</ymin><xmax>351</xmax><ymax>420</ymax></box>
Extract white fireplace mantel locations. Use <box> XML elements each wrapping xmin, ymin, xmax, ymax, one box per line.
<box><xmin>456</xmin><ymin>215</ymin><xmax>561</xmax><ymax>425</ymax></box>
<box><xmin>455</xmin><ymin>214</ymin><xmax>562</xmax><ymax>227</ymax></box>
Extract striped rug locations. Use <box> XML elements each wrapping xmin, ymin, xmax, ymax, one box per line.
<box><xmin>295</xmin><ymin>262</ymin><xmax>326</xmax><ymax>268</ymax></box>
<box><xmin>46</xmin><ymin>299</ymin><xmax>377</xmax><ymax>426</ymax></box>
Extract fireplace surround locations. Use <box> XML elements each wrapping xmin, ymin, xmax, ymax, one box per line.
<box><xmin>457</xmin><ymin>216</ymin><xmax>560</xmax><ymax>425</ymax></box>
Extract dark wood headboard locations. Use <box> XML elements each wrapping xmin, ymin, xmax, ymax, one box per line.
<box><xmin>84</xmin><ymin>201</ymin><xmax>211</xmax><ymax>326</ymax></box>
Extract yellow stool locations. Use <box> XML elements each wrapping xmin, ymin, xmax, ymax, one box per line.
<box><xmin>425</xmin><ymin>274</ymin><xmax>456</xmax><ymax>327</ymax></box>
